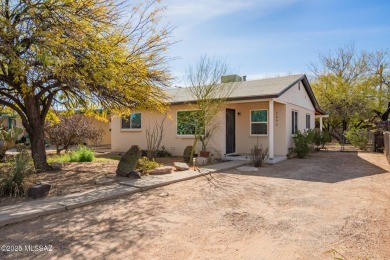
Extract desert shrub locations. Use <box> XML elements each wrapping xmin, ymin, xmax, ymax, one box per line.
<box><xmin>0</xmin><ymin>150</ymin><xmax>35</xmax><ymax>197</ymax></box>
<box><xmin>156</xmin><ymin>146</ymin><xmax>171</xmax><ymax>158</ymax></box>
<box><xmin>293</xmin><ymin>130</ymin><xmax>312</xmax><ymax>158</ymax></box>
<box><xmin>69</xmin><ymin>145</ymin><xmax>95</xmax><ymax>162</ymax></box>
<box><xmin>345</xmin><ymin>128</ymin><xmax>369</xmax><ymax>151</ymax></box>
<box><xmin>313</xmin><ymin>130</ymin><xmax>331</xmax><ymax>150</ymax></box>
<box><xmin>250</xmin><ymin>145</ymin><xmax>269</xmax><ymax>167</ymax></box>
<box><xmin>137</xmin><ymin>157</ymin><xmax>161</xmax><ymax>173</ymax></box>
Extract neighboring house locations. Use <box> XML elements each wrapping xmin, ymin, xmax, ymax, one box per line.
<box><xmin>0</xmin><ymin>113</ymin><xmax>23</xmax><ymax>130</ymax></box>
<box><xmin>111</xmin><ymin>74</ymin><xmax>327</xmax><ymax>162</ymax></box>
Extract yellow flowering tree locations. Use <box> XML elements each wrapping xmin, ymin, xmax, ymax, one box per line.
<box><xmin>0</xmin><ymin>0</ymin><xmax>172</xmax><ymax>170</ymax></box>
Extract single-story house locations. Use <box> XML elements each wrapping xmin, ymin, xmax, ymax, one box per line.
<box><xmin>111</xmin><ymin>74</ymin><xmax>327</xmax><ymax>163</ymax></box>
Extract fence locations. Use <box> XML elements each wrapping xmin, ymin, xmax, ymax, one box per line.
<box><xmin>384</xmin><ymin>132</ymin><xmax>390</xmax><ymax>164</ymax></box>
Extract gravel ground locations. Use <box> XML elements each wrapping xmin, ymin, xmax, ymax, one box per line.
<box><xmin>0</xmin><ymin>151</ymin><xmax>389</xmax><ymax>259</ymax></box>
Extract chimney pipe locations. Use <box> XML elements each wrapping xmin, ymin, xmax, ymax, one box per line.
<box><xmin>243</xmin><ymin>75</ymin><xmax>247</xmax><ymax>81</ymax></box>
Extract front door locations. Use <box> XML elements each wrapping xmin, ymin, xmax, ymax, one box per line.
<box><xmin>226</xmin><ymin>109</ymin><xmax>236</xmax><ymax>154</ymax></box>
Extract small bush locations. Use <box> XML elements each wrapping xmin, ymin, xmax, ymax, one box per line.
<box><xmin>69</xmin><ymin>145</ymin><xmax>95</xmax><ymax>162</ymax></box>
<box><xmin>156</xmin><ymin>146</ymin><xmax>171</xmax><ymax>158</ymax></box>
<box><xmin>293</xmin><ymin>130</ymin><xmax>312</xmax><ymax>158</ymax></box>
<box><xmin>0</xmin><ymin>150</ymin><xmax>35</xmax><ymax>197</ymax></box>
<box><xmin>250</xmin><ymin>145</ymin><xmax>269</xmax><ymax>167</ymax></box>
<box><xmin>313</xmin><ymin>130</ymin><xmax>331</xmax><ymax>150</ymax></box>
<box><xmin>345</xmin><ymin>128</ymin><xmax>369</xmax><ymax>151</ymax></box>
<box><xmin>137</xmin><ymin>157</ymin><xmax>161</xmax><ymax>173</ymax></box>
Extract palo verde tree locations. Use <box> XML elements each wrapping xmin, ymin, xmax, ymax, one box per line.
<box><xmin>0</xmin><ymin>0</ymin><xmax>172</xmax><ymax>170</ymax></box>
<box><xmin>310</xmin><ymin>43</ymin><xmax>389</xmax><ymax>138</ymax></box>
<box><xmin>185</xmin><ymin>56</ymin><xmax>239</xmax><ymax>162</ymax></box>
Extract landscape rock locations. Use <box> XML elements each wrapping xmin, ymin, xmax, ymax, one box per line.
<box><xmin>173</xmin><ymin>162</ymin><xmax>190</xmax><ymax>171</ymax></box>
<box><xmin>27</xmin><ymin>183</ymin><xmax>51</xmax><ymax>199</ymax></box>
<box><xmin>195</xmin><ymin>157</ymin><xmax>208</xmax><ymax>166</ymax></box>
<box><xmin>116</xmin><ymin>145</ymin><xmax>141</xmax><ymax>177</ymax></box>
<box><xmin>50</xmin><ymin>162</ymin><xmax>62</xmax><ymax>170</ymax></box>
<box><xmin>94</xmin><ymin>178</ymin><xmax>115</xmax><ymax>185</ymax></box>
<box><xmin>237</xmin><ymin>166</ymin><xmax>258</xmax><ymax>172</ymax></box>
<box><xmin>148</xmin><ymin>166</ymin><xmax>173</xmax><ymax>175</ymax></box>
<box><xmin>159</xmin><ymin>192</ymin><xmax>169</xmax><ymax>197</ymax></box>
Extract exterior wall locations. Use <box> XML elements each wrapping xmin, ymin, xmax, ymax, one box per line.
<box><xmin>111</xmin><ymin>104</ymin><xmax>225</xmax><ymax>156</ymax></box>
<box><xmin>280</xmin><ymin>80</ymin><xmax>316</xmax><ymax>150</ymax></box>
<box><xmin>224</xmin><ymin>101</ymin><xmax>269</xmax><ymax>155</ymax></box>
<box><xmin>85</xmin><ymin>116</ymin><xmax>111</xmax><ymax>146</ymax></box>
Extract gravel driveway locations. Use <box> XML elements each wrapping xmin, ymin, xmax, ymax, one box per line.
<box><xmin>1</xmin><ymin>151</ymin><xmax>389</xmax><ymax>259</ymax></box>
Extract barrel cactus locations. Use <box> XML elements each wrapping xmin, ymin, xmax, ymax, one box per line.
<box><xmin>183</xmin><ymin>145</ymin><xmax>193</xmax><ymax>163</ymax></box>
<box><xmin>116</xmin><ymin>145</ymin><xmax>141</xmax><ymax>177</ymax></box>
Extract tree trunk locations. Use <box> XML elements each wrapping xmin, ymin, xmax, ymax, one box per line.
<box><xmin>28</xmin><ymin>124</ymin><xmax>51</xmax><ymax>171</ymax></box>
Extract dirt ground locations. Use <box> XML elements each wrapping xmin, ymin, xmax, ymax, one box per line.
<box><xmin>0</xmin><ymin>156</ymin><xmax>183</xmax><ymax>207</ymax></box>
<box><xmin>1</xmin><ymin>151</ymin><xmax>389</xmax><ymax>259</ymax></box>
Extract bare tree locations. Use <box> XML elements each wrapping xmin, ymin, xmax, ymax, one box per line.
<box><xmin>145</xmin><ymin>112</ymin><xmax>167</xmax><ymax>159</ymax></box>
<box><xmin>185</xmin><ymin>56</ymin><xmax>240</xmax><ymax>162</ymax></box>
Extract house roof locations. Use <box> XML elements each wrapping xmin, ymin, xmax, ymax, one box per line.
<box><xmin>166</xmin><ymin>74</ymin><xmax>327</xmax><ymax>115</ymax></box>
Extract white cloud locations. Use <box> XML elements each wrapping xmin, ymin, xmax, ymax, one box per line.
<box><xmin>163</xmin><ymin>0</ymin><xmax>301</xmax><ymax>35</ymax></box>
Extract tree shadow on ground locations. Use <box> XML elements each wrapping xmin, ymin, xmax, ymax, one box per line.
<box><xmin>223</xmin><ymin>151</ymin><xmax>389</xmax><ymax>183</ymax></box>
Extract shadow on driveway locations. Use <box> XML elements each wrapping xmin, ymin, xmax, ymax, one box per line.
<box><xmin>226</xmin><ymin>151</ymin><xmax>389</xmax><ymax>183</ymax></box>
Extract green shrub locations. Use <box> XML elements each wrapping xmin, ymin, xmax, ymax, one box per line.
<box><xmin>69</xmin><ymin>145</ymin><xmax>95</xmax><ymax>162</ymax></box>
<box><xmin>313</xmin><ymin>131</ymin><xmax>331</xmax><ymax>150</ymax></box>
<box><xmin>156</xmin><ymin>146</ymin><xmax>172</xmax><ymax>158</ymax></box>
<box><xmin>345</xmin><ymin>128</ymin><xmax>369</xmax><ymax>151</ymax></box>
<box><xmin>0</xmin><ymin>150</ymin><xmax>35</xmax><ymax>197</ymax></box>
<box><xmin>293</xmin><ymin>130</ymin><xmax>312</xmax><ymax>158</ymax></box>
<box><xmin>137</xmin><ymin>157</ymin><xmax>161</xmax><ymax>173</ymax></box>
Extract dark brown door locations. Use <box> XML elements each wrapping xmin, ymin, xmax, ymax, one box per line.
<box><xmin>226</xmin><ymin>109</ymin><xmax>236</xmax><ymax>154</ymax></box>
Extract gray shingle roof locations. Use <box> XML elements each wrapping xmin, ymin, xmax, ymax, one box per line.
<box><xmin>166</xmin><ymin>74</ymin><xmax>304</xmax><ymax>103</ymax></box>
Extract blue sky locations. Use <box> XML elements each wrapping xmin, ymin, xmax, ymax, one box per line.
<box><xmin>160</xmin><ymin>0</ymin><xmax>390</xmax><ymax>85</ymax></box>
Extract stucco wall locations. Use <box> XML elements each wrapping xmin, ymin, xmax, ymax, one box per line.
<box><xmin>85</xmin><ymin>116</ymin><xmax>111</xmax><ymax>146</ymax></box>
<box><xmin>111</xmin><ymin>104</ymin><xmax>221</xmax><ymax>156</ymax></box>
<box><xmin>279</xmin><ymin>80</ymin><xmax>316</xmax><ymax>150</ymax></box>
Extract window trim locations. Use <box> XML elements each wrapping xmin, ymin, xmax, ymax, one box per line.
<box><xmin>121</xmin><ymin>113</ymin><xmax>142</xmax><ymax>131</ymax></box>
<box><xmin>176</xmin><ymin>110</ymin><xmax>205</xmax><ymax>137</ymax></box>
<box><xmin>292</xmin><ymin>110</ymin><xmax>298</xmax><ymax>135</ymax></box>
<box><xmin>250</xmin><ymin>109</ymin><xmax>268</xmax><ymax>136</ymax></box>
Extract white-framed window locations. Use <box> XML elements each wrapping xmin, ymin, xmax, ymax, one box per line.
<box><xmin>306</xmin><ymin>114</ymin><xmax>311</xmax><ymax>129</ymax></box>
<box><xmin>292</xmin><ymin>110</ymin><xmax>298</xmax><ymax>134</ymax></box>
<box><xmin>250</xmin><ymin>109</ymin><xmax>268</xmax><ymax>135</ymax></box>
<box><xmin>176</xmin><ymin>110</ymin><xmax>205</xmax><ymax>136</ymax></box>
<box><xmin>121</xmin><ymin>113</ymin><xmax>142</xmax><ymax>130</ymax></box>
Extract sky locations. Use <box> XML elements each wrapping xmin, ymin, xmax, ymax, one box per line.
<box><xmin>158</xmin><ymin>0</ymin><xmax>390</xmax><ymax>86</ymax></box>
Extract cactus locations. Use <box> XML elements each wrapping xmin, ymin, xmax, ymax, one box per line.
<box><xmin>116</xmin><ymin>145</ymin><xmax>141</xmax><ymax>177</ymax></box>
<box><xmin>183</xmin><ymin>145</ymin><xmax>193</xmax><ymax>163</ymax></box>
<box><xmin>0</xmin><ymin>127</ymin><xmax>24</xmax><ymax>160</ymax></box>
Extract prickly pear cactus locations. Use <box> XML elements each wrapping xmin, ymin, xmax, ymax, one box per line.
<box><xmin>116</xmin><ymin>145</ymin><xmax>141</xmax><ymax>177</ymax></box>
<box><xmin>183</xmin><ymin>145</ymin><xmax>193</xmax><ymax>163</ymax></box>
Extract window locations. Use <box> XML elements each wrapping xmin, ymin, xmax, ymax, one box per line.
<box><xmin>306</xmin><ymin>114</ymin><xmax>311</xmax><ymax>129</ymax></box>
<box><xmin>292</xmin><ymin>111</ymin><xmax>298</xmax><ymax>134</ymax></box>
<box><xmin>121</xmin><ymin>113</ymin><xmax>141</xmax><ymax>129</ymax></box>
<box><xmin>177</xmin><ymin>110</ymin><xmax>205</xmax><ymax>135</ymax></box>
<box><xmin>251</xmin><ymin>110</ymin><xmax>268</xmax><ymax>135</ymax></box>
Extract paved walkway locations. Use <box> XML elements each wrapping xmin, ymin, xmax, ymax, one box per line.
<box><xmin>0</xmin><ymin>160</ymin><xmax>247</xmax><ymax>227</ymax></box>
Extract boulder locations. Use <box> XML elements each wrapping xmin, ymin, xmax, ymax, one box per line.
<box><xmin>148</xmin><ymin>166</ymin><xmax>173</xmax><ymax>175</ymax></box>
<box><xmin>50</xmin><ymin>162</ymin><xmax>62</xmax><ymax>170</ymax></box>
<box><xmin>116</xmin><ymin>145</ymin><xmax>141</xmax><ymax>177</ymax></box>
<box><xmin>27</xmin><ymin>183</ymin><xmax>51</xmax><ymax>199</ymax></box>
<box><xmin>195</xmin><ymin>157</ymin><xmax>208</xmax><ymax>166</ymax></box>
<box><xmin>173</xmin><ymin>162</ymin><xmax>190</xmax><ymax>171</ymax></box>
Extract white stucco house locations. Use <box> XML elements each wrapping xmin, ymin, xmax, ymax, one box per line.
<box><xmin>111</xmin><ymin>74</ymin><xmax>327</xmax><ymax>163</ymax></box>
